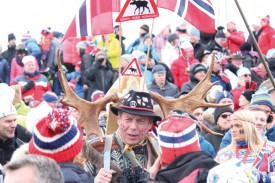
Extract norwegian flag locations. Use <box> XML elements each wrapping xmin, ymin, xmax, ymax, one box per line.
<box><xmin>157</xmin><ymin>0</ymin><xmax>215</xmax><ymax>33</ymax></box>
<box><xmin>63</xmin><ymin>0</ymin><xmax>120</xmax><ymax>41</ymax></box>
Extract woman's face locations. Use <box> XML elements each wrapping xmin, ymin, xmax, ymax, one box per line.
<box><xmin>231</xmin><ymin>119</ymin><xmax>246</xmax><ymax>142</ymax></box>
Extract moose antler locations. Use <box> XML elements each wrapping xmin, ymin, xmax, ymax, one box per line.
<box><xmin>57</xmin><ymin>49</ymin><xmax>119</xmax><ymax>141</ymax></box>
<box><xmin>151</xmin><ymin>53</ymin><xmax>230</xmax><ymax>136</ymax></box>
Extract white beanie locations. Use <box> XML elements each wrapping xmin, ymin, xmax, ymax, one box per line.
<box><xmin>22</xmin><ymin>55</ymin><xmax>36</xmax><ymax>65</ymax></box>
<box><xmin>180</xmin><ymin>41</ymin><xmax>193</xmax><ymax>51</ymax></box>
<box><xmin>0</xmin><ymin>99</ymin><xmax>17</xmax><ymax>118</ymax></box>
<box><xmin>237</xmin><ymin>67</ymin><xmax>250</xmax><ymax>78</ymax></box>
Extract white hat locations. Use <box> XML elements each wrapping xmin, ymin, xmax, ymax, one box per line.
<box><xmin>0</xmin><ymin>99</ymin><xmax>17</xmax><ymax>118</ymax></box>
<box><xmin>76</xmin><ymin>41</ymin><xmax>88</xmax><ymax>50</ymax></box>
<box><xmin>237</xmin><ymin>67</ymin><xmax>251</xmax><ymax>78</ymax></box>
<box><xmin>180</xmin><ymin>41</ymin><xmax>193</xmax><ymax>51</ymax></box>
<box><xmin>0</xmin><ymin>83</ymin><xmax>15</xmax><ymax>103</ymax></box>
<box><xmin>22</xmin><ymin>55</ymin><xmax>36</xmax><ymax>65</ymax></box>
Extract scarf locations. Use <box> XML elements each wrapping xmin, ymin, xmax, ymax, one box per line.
<box><xmin>23</xmin><ymin>71</ymin><xmax>40</xmax><ymax>78</ymax></box>
<box><xmin>251</xmin><ymin>67</ymin><xmax>267</xmax><ymax>79</ymax></box>
<box><xmin>15</xmin><ymin>56</ymin><xmax>24</xmax><ymax>67</ymax></box>
<box><xmin>236</xmin><ymin>140</ymin><xmax>248</xmax><ymax>147</ymax></box>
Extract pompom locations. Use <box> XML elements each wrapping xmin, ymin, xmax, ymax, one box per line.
<box><xmin>46</xmin><ymin>109</ymin><xmax>70</xmax><ymax>134</ymax></box>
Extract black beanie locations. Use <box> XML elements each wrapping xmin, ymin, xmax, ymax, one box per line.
<box><xmin>214</xmin><ymin>107</ymin><xmax>233</xmax><ymax>124</ymax></box>
<box><xmin>241</xmin><ymin>89</ymin><xmax>255</xmax><ymax>102</ymax></box>
<box><xmin>140</xmin><ymin>24</ymin><xmax>149</xmax><ymax>33</ymax></box>
<box><xmin>240</xmin><ymin>42</ymin><xmax>252</xmax><ymax>52</ymax></box>
<box><xmin>8</xmin><ymin>33</ymin><xmax>16</xmax><ymax>42</ymax></box>
<box><xmin>215</xmin><ymin>30</ymin><xmax>225</xmax><ymax>39</ymax></box>
<box><xmin>167</xmin><ymin>33</ymin><xmax>179</xmax><ymax>43</ymax></box>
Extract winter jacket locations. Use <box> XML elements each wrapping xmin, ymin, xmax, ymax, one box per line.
<box><xmin>14</xmin><ymin>101</ymin><xmax>31</xmax><ymax>128</ymax></box>
<box><xmin>247</xmin><ymin>29</ymin><xmax>262</xmax><ymax>51</ymax></box>
<box><xmin>161</xmin><ymin>42</ymin><xmax>180</xmax><ymax>68</ymax></box>
<box><xmin>126</xmin><ymin>37</ymin><xmax>145</xmax><ymax>54</ymax></box>
<box><xmin>25</xmin><ymin>39</ymin><xmax>42</xmax><ymax>58</ymax></box>
<box><xmin>181</xmin><ymin>63</ymin><xmax>205</xmax><ymax>93</ymax></box>
<box><xmin>225</xmin><ymin>30</ymin><xmax>245</xmax><ymax>54</ymax></box>
<box><xmin>205</xmin><ymin>127</ymin><xmax>229</xmax><ymax>154</ymax></box>
<box><xmin>205</xmin><ymin>41</ymin><xmax>229</xmax><ymax>56</ymax></box>
<box><xmin>115</xmin><ymin>34</ymin><xmax>126</xmax><ymax>55</ymax></box>
<box><xmin>154</xmin><ymin>26</ymin><xmax>169</xmax><ymax>60</ymax></box>
<box><xmin>12</xmin><ymin>72</ymin><xmax>52</xmax><ymax>101</ymax></box>
<box><xmin>0</xmin><ymin>124</ymin><xmax>31</xmax><ymax>165</ymax></box>
<box><xmin>39</xmin><ymin>32</ymin><xmax>53</xmax><ymax>52</ymax></box>
<box><xmin>2</xmin><ymin>45</ymin><xmax>16</xmax><ymax>65</ymax></box>
<box><xmin>210</xmin><ymin>71</ymin><xmax>232</xmax><ymax>92</ymax></box>
<box><xmin>106</xmin><ymin>33</ymin><xmax>120</xmax><ymax>69</ymax></box>
<box><xmin>58</xmin><ymin>162</ymin><xmax>91</xmax><ymax>183</ymax></box>
<box><xmin>155</xmin><ymin>151</ymin><xmax>218</xmax><ymax>183</ymax></box>
<box><xmin>157</xmin><ymin>62</ymin><xmax>174</xmax><ymax>84</ymax></box>
<box><xmin>258</xmin><ymin>24</ymin><xmax>275</xmax><ymax>55</ymax></box>
<box><xmin>66</xmin><ymin>71</ymin><xmax>84</xmax><ymax>99</ymax></box>
<box><xmin>147</xmin><ymin>81</ymin><xmax>178</xmax><ymax>98</ymax></box>
<box><xmin>139</xmin><ymin>64</ymin><xmax>154</xmax><ymax>85</ymax></box>
<box><xmin>199</xmin><ymin>135</ymin><xmax>216</xmax><ymax>157</ymax></box>
<box><xmin>0</xmin><ymin>56</ymin><xmax>10</xmax><ymax>85</ymax></box>
<box><xmin>251</xmin><ymin>68</ymin><xmax>267</xmax><ymax>88</ymax></box>
<box><xmin>10</xmin><ymin>56</ymin><xmax>39</xmax><ymax>83</ymax></box>
<box><xmin>171</xmin><ymin>57</ymin><xmax>199</xmax><ymax>89</ymax></box>
<box><xmin>192</xmin><ymin>42</ymin><xmax>206</xmax><ymax>62</ymax></box>
<box><xmin>47</xmin><ymin>37</ymin><xmax>62</xmax><ymax>70</ymax></box>
<box><xmin>85</xmin><ymin>61</ymin><xmax>114</xmax><ymax>101</ymax></box>
<box><xmin>142</xmin><ymin>45</ymin><xmax>160</xmax><ymax>62</ymax></box>
<box><xmin>230</xmin><ymin>81</ymin><xmax>257</xmax><ymax>111</ymax></box>
<box><xmin>242</xmin><ymin>52</ymin><xmax>255</xmax><ymax>69</ymax></box>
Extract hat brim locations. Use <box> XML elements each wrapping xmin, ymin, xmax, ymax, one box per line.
<box><xmin>229</xmin><ymin>56</ymin><xmax>246</xmax><ymax>60</ymax></box>
<box><xmin>111</xmin><ymin>106</ymin><xmax>162</xmax><ymax>124</ymax></box>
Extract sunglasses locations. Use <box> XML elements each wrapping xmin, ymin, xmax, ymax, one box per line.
<box><xmin>221</xmin><ymin>114</ymin><xmax>231</xmax><ymax>119</ymax></box>
<box><xmin>243</xmin><ymin>74</ymin><xmax>251</xmax><ymax>77</ymax></box>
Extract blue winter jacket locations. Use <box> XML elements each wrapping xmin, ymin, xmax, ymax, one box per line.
<box><xmin>25</xmin><ymin>39</ymin><xmax>42</xmax><ymax>56</ymax></box>
<box><xmin>0</xmin><ymin>56</ymin><xmax>10</xmax><ymax>84</ymax></box>
<box><xmin>199</xmin><ymin>135</ymin><xmax>216</xmax><ymax>158</ymax></box>
<box><xmin>66</xmin><ymin>71</ymin><xmax>84</xmax><ymax>99</ymax></box>
<box><xmin>58</xmin><ymin>162</ymin><xmax>91</xmax><ymax>183</ymax></box>
<box><xmin>139</xmin><ymin>64</ymin><xmax>153</xmax><ymax>85</ymax></box>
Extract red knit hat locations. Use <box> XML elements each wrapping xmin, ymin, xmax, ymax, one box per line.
<box><xmin>157</xmin><ymin>116</ymin><xmax>201</xmax><ymax>164</ymax></box>
<box><xmin>29</xmin><ymin>108</ymin><xmax>83</xmax><ymax>162</ymax></box>
<box><xmin>261</xmin><ymin>15</ymin><xmax>270</xmax><ymax>24</ymax></box>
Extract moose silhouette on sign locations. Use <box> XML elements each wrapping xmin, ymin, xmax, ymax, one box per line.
<box><xmin>129</xmin><ymin>66</ymin><xmax>138</xmax><ymax>74</ymax></box>
<box><xmin>130</xmin><ymin>0</ymin><xmax>150</xmax><ymax>15</ymax></box>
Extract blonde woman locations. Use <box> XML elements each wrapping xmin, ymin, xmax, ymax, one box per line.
<box><xmin>215</xmin><ymin>110</ymin><xmax>275</xmax><ymax>182</ymax></box>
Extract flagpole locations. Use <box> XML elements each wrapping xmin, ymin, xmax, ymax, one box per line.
<box><xmin>118</xmin><ymin>0</ymin><xmax>122</xmax><ymax>92</ymax></box>
<box><xmin>142</xmin><ymin>18</ymin><xmax>155</xmax><ymax>91</ymax></box>
<box><xmin>233</xmin><ymin>0</ymin><xmax>275</xmax><ymax>88</ymax></box>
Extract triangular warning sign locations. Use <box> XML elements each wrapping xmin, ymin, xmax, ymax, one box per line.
<box><xmin>121</xmin><ymin>58</ymin><xmax>142</xmax><ymax>77</ymax></box>
<box><xmin>116</xmin><ymin>0</ymin><xmax>159</xmax><ymax>22</ymax></box>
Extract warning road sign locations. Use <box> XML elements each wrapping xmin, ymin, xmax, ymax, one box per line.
<box><xmin>121</xmin><ymin>58</ymin><xmax>142</xmax><ymax>77</ymax></box>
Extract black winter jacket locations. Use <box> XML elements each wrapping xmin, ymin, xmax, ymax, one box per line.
<box><xmin>59</xmin><ymin>162</ymin><xmax>92</xmax><ymax>183</ymax></box>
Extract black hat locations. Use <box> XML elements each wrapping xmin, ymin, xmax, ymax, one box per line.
<box><xmin>240</xmin><ymin>42</ymin><xmax>252</xmax><ymax>52</ymax></box>
<box><xmin>8</xmin><ymin>33</ymin><xmax>16</xmax><ymax>42</ymax></box>
<box><xmin>241</xmin><ymin>89</ymin><xmax>255</xmax><ymax>102</ymax></box>
<box><xmin>167</xmin><ymin>33</ymin><xmax>179</xmax><ymax>43</ymax></box>
<box><xmin>140</xmin><ymin>24</ymin><xmax>149</xmax><ymax>33</ymax></box>
<box><xmin>214</xmin><ymin>107</ymin><xmax>233</xmax><ymax>124</ymax></box>
<box><xmin>215</xmin><ymin>30</ymin><xmax>225</xmax><ymax>39</ymax></box>
<box><xmin>111</xmin><ymin>90</ymin><xmax>162</xmax><ymax>123</ymax></box>
<box><xmin>229</xmin><ymin>51</ymin><xmax>246</xmax><ymax>60</ymax></box>
<box><xmin>192</xmin><ymin>63</ymin><xmax>206</xmax><ymax>75</ymax></box>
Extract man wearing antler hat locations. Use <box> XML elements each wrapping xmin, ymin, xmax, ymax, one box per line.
<box><xmin>91</xmin><ymin>90</ymin><xmax>161</xmax><ymax>183</ymax></box>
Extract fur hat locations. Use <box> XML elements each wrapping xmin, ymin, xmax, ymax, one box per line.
<box><xmin>214</xmin><ymin>107</ymin><xmax>233</xmax><ymax>124</ymax></box>
<box><xmin>157</xmin><ymin>116</ymin><xmax>200</xmax><ymax>164</ymax></box>
<box><xmin>250</xmin><ymin>87</ymin><xmax>273</xmax><ymax>110</ymax></box>
<box><xmin>8</xmin><ymin>33</ymin><xmax>16</xmax><ymax>42</ymax></box>
<box><xmin>43</xmin><ymin>91</ymin><xmax>58</xmax><ymax>103</ymax></box>
<box><xmin>22</xmin><ymin>55</ymin><xmax>36</xmax><ymax>65</ymax></box>
<box><xmin>29</xmin><ymin>108</ymin><xmax>83</xmax><ymax>163</ymax></box>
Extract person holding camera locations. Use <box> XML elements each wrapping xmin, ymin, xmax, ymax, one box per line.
<box><xmin>85</xmin><ymin>51</ymin><xmax>114</xmax><ymax>101</ymax></box>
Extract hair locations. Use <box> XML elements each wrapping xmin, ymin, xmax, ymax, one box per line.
<box><xmin>229</xmin><ymin>110</ymin><xmax>264</xmax><ymax>154</ymax></box>
<box><xmin>248</xmin><ymin>105</ymin><xmax>267</xmax><ymax>114</ymax></box>
<box><xmin>4</xmin><ymin>154</ymin><xmax>64</xmax><ymax>183</ymax></box>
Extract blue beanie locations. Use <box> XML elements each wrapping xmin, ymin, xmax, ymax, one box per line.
<box><xmin>216</xmin><ymin>91</ymin><xmax>234</xmax><ymax>104</ymax></box>
<box><xmin>190</xmin><ymin>28</ymin><xmax>200</xmax><ymax>37</ymax></box>
<box><xmin>43</xmin><ymin>91</ymin><xmax>58</xmax><ymax>103</ymax></box>
<box><xmin>250</xmin><ymin>87</ymin><xmax>273</xmax><ymax>109</ymax></box>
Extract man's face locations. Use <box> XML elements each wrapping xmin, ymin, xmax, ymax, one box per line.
<box><xmin>217</xmin><ymin>112</ymin><xmax>232</xmax><ymax>130</ymax></box>
<box><xmin>117</xmin><ymin>112</ymin><xmax>153</xmax><ymax>146</ymax></box>
<box><xmin>190</xmin><ymin>35</ymin><xmax>199</xmax><ymax>44</ymax></box>
<box><xmin>193</xmin><ymin>108</ymin><xmax>203</xmax><ymax>123</ymax></box>
<box><xmin>4</xmin><ymin>165</ymin><xmax>36</xmax><ymax>183</ymax></box>
<box><xmin>231</xmin><ymin>119</ymin><xmax>246</xmax><ymax>142</ymax></box>
<box><xmin>185</xmin><ymin>50</ymin><xmax>194</xmax><ymax>58</ymax></box>
<box><xmin>240</xmin><ymin>73</ymin><xmax>251</xmax><ymax>83</ymax></box>
<box><xmin>227</xmin><ymin>22</ymin><xmax>236</xmax><ymax>32</ymax></box>
<box><xmin>24</xmin><ymin>62</ymin><xmax>36</xmax><ymax>73</ymax></box>
<box><xmin>171</xmin><ymin>39</ymin><xmax>179</xmax><ymax>47</ymax></box>
<box><xmin>238</xmin><ymin>95</ymin><xmax>249</xmax><ymax>108</ymax></box>
<box><xmin>147</xmin><ymin>58</ymin><xmax>155</xmax><ymax>69</ymax></box>
<box><xmin>231</xmin><ymin>58</ymin><xmax>243</xmax><ymax>67</ymax></box>
<box><xmin>9</xmin><ymin>39</ymin><xmax>16</xmax><ymax>47</ymax></box>
<box><xmin>97</xmin><ymin>56</ymin><xmax>106</xmax><ymax>66</ymax></box>
<box><xmin>194</xmin><ymin>70</ymin><xmax>206</xmax><ymax>81</ymax></box>
<box><xmin>261</xmin><ymin>21</ymin><xmax>268</xmax><ymax>27</ymax></box>
<box><xmin>154</xmin><ymin>72</ymin><xmax>166</xmax><ymax>87</ymax></box>
<box><xmin>139</xmin><ymin>28</ymin><xmax>147</xmax><ymax>36</ymax></box>
<box><xmin>213</xmin><ymin>61</ymin><xmax>221</xmax><ymax>72</ymax></box>
<box><xmin>258</xmin><ymin>104</ymin><xmax>272</xmax><ymax>116</ymax></box>
<box><xmin>215</xmin><ymin>38</ymin><xmax>226</xmax><ymax>47</ymax></box>
<box><xmin>0</xmin><ymin>114</ymin><xmax>17</xmax><ymax>141</ymax></box>
<box><xmin>254</xmin><ymin>110</ymin><xmax>267</xmax><ymax>133</ymax></box>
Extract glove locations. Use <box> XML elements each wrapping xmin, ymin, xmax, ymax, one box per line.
<box><xmin>23</xmin><ymin>81</ymin><xmax>35</xmax><ymax>91</ymax></box>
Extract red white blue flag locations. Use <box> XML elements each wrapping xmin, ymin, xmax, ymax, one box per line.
<box><xmin>63</xmin><ymin>0</ymin><xmax>120</xmax><ymax>41</ymax></box>
<box><xmin>157</xmin><ymin>0</ymin><xmax>215</xmax><ymax>33</ymax></box>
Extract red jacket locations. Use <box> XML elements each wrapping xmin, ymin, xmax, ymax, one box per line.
<box><xmin>226</xmin><ymin>30</ymin><xmax>245</xmax><ymax>54</ymax></box>
<box><xmin>230</xmin><ymin>81</ymin><xmax>257</xmax><ymax>111</ymax></box>
<box><xmin>170</xmin><ymin>57</ymin><xmax>199</xmax><ymax>88</ymax></box>
<box><xmin>258</xmin><ymin>25</ymin><xmax>275</xmax><ymax>55</ymax></box>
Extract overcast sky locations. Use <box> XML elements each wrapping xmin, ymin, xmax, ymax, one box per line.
<box><xmin>0</xmin><ymin>0</ymin><xmax>275</xmax><ymax>48</ymax></box>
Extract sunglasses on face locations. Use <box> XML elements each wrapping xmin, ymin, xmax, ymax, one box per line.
<box><xmin>243</xmin><ymin>74</ymin><xmax>251</xmax><ymax>77</ymax></box>
<box><xmin>221</xmin><ymin>114</ymin><xmax>231</xmax><ymax>119</ymax></box>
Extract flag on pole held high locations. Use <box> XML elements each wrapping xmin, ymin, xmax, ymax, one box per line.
<box><xmin>63</xmin><ymin>0</ymin><xmax>120</xmax><ymax>41</ymax></box>
<box><xmin>157</xmin><ymin>0</ymin><xmax>215</xmax><ymax>33</ymax></box>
